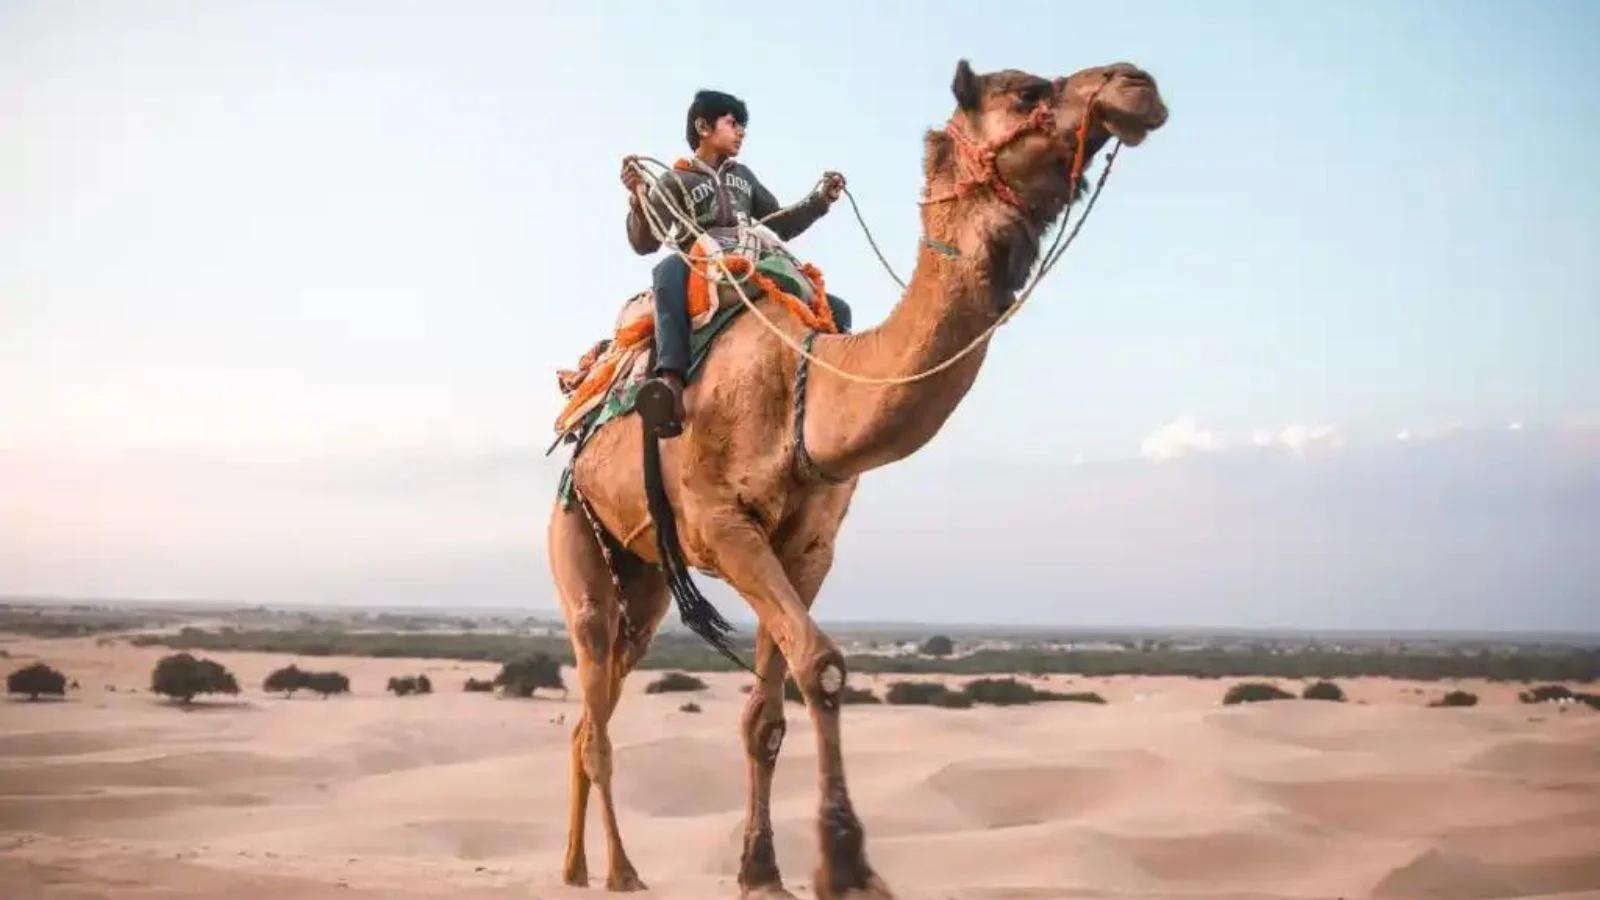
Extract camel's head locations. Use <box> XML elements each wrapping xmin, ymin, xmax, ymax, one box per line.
<box><xmin>931</xmin><ymin>59</ymin><xmax>1168</xmax><ymax>225</ymax></box>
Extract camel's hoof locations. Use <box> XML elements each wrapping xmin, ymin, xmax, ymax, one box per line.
<box><xmin>563</xmin><ymin>860</ymin><xmax>588</xmax><ymax>887</ymax></box>
<box><xmin>605</xmin><ymin>868</ymin><xmax>648</xmax><ymax>892</ymax></box>
<box><xmin>740</xmin><ymin>885</ymin><xmax>800</xmax><ymax>900</ymax></box>
<box><xmin>819</xmin><ymin>874</ymin><xmax>894</xmax><ymax>900</ymax></box>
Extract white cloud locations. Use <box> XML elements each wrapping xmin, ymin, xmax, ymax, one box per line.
<box><xmin>1394</xmin><ymin>420</ymin><xmax>1465</xmax><ymax>444</ymax></box>
<box><xmin>1253</xmin><ymin>423</ymin><xmax>1344</xmax><ymax>457</ymax></box>
<box><xmin>1140</xmin><ymin>416</ymin><xmax>1226</xmax><ymax>461</ymax></box>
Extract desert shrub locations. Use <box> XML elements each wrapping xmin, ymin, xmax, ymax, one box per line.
<box><xmin>679</xmin><ymin>702</ymin><xmax>702</xmax><ymax>714</ymax></box>
<box><xmin>1430</xmin><ymin>690</ymin><xmax>1478</xmax><ymax>707</ymax></box>
<box><xmin>1576</xmin><ymin>692</ymin><xmax>1600</xmax><ymax>711</ymax></box>
<box><xmin>886</xmin><ymin>681</ymin><xmax>968</xmax><ymax>708</ymax></box>
<box><xmin>1052</xmin><ymin>691</ymin><xmax>1108</xmax><ymax>704</ymax></box>
<box><xmin>1302</xmin><ymin>680</ymin><xmax>1346</xmax><ymax>702</ymax></box>
<box><xmin>386</xmin><ymin>674</ymin><xmax>429</xmax><ymax>696</ymax></box>
<box><xmin>304</xmin><ymin>671</ymin><xmax>350</xmax><ymax>698</ymax></box>
<box><xmin>463</xmin><ymin>678</ymin><xmax>495</xmax><ymax>693</ymax></box>
<box><xmin>1223</xmin><ymin>682</ymin><xmax>1295</xmax><ymax>705</ymax></box>
<box><xmin>263</xmin><ymin>665</ymin><xmax>306</xmax><ymax>697</ymax></box>
<box><xmin>644</xmin><ymin>672</ymin><xmax>707</xmax><ymax>694</ymax></box>
<box><xmin>920</xmin><ymin>635</ymin><xmax>955</xmax><ymax>657</ymax></box>
<box><xmin>963</xmin><ymin>677</ymin><xmax>1045</xmax><ymax>705</ymax></box>
<box><xmin>1519</xmin><ymin>684</ymin><xmax>1574</xmax><ymax>704</ymax></box>
<box><xmin>150</xmin><ymin>653</ymin><xmax>239</xmax><ymax>704</ymax></box>
<box><xmin>773</xmin><ymin>677</ymin><xmax>878</xmax><ymax>705</ymax></box>
<box><xmin>7</xmin><ymin>662</ymin><xmax>67</xmax><ymax>700</ymax></box>
<box><xmin>959</xmin><ymin>677</ymin><xmax>1107</xmax><ymax>706</ymax></box>
<box><xmin>840</xmin><ymin>685</ymin><xmax>882</xmax><ymax>704</ymax></box>
<box><xmin>495</xmin><ymin>654</ymin><xmax>564</xmax><ymax>698</ymax></box>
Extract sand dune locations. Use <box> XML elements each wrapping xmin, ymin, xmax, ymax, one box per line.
<box><xmin>3</xmin><ymin>636</ymin><xmax>1598</xmax><ymax>899</ymax></box>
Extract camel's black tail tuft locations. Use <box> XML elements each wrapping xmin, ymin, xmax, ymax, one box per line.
<box><xmin>642</xmin><ymin>431</ymin><xmax>751</xmax><ymax>672</ymax></box>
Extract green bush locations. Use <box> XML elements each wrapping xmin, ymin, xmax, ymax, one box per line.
<box><xmin>841</xmin><ymin>685</ymin><xmax>882</xmax><ymax>704</ymax></box>
<box><xmin>304</xmin><ymin>671</ymin><xmax>350</xmax><ymax>697</ymax></box>
<box><xmin>1060</xmin><ymin>691</ymin><xmax>1108</xmax><ymax>704</ymax></box>
<box><xmin>644</xmin><ymin>672</ymin><xmax>707</xmax><ymax>694</ymax></box>
<box><xmin>886</xmin><ymin>681</ymin><xmax>969</xmax><ymax>708</ymax></box>
<box><xmin>7</xmin><ymin>662</ymin><xmax>67</xmax><ymax>700</ymax></box>
<box><xmin>1302</xmin><ymin>680</ymin><xmax>1347</xmax><ymax>702</ymax></box>
<box><xmin>1223</xmin><ymin>682</ymin><xmax>1295</xmax><ymax>705</ymax></box>
<box><xmin>386</xmin><ymin>674</ymin><xmax>430</xmax><ymax>696</ymax></box>
<box><xmin>1430</xmin><ymin>690</ymin><xmax>1478</xmax><ymax>707</ymax></box>
<box><xmin>151</xmin><ymin>653</ymin><xmax>239</xmax><ymax>704</ymax></box>
<box><xmin>495</xmin><ymin>655</ymin><xmax>564</xmax><ymax>698</ymax></box>
<box><xmin>957</xmin><ymin>677</ymin><xmax>1106</xmax><ymax>706</ymax></box>
<box><xmin>1519</xmin><ymin>684</ymin><xmax>1573</xmax><ymax>704</ymax></box>
<box><xmin>679</xmin><ymin>701</ymin><xmax>702</xmax><ymax>714</ymax></box>
<box><xmin>463</xmin><ymin>678</ymin><xmax>495</xmax><ymax>693</ymax></box>
<box><xmin>263</xmin><ymin>665</ymin><xmax>306</xmax><ymax>697</ymax></box>
<box><xmin>780</xmin><ymin>677</ymin><xmax>880</xmax><ymax>705</ymax></box>
<box><xmin>920</xmin><ymin>635</ymin><xmax>955</xmax><ymax>657</ymax></box>
<box><xmin>962</xmin><ymin>677</ymin><xmax>1040</xmax><ymax>705</ymax></box>
<box><xmin>265</xmin><ymin>665</ymin><xmax>348</xmax><ymax>697</ymax></box>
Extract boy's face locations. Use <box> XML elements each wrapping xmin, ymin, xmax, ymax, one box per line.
<box><xmin>698</xmin><ymin>113</ymin><xmax>745</xmax><ymax>158</ymax></box>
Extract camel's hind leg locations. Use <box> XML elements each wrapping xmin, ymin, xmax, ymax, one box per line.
<box><xmin>550</xmin><ymin>502</ymin><xmax>668</xmax><ymax>892</ymax></box>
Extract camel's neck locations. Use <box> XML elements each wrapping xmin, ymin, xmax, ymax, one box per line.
<box><xmin>802</xmin><ymin>184</ymin><xmax>1032</xmax><ymax>479</ymax></box>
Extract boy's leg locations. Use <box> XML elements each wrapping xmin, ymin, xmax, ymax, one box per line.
<box><xmin>651</xmin><ymin>255</ymin><xmax>693</xmax><ymax>377</ymax></box>
<box><xmin>638</xmin><ymin>255</ymin><xmax>692</xmax><ymax>439</ymax></box>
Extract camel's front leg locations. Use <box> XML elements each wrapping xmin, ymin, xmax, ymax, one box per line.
<box><xmin>738</xmin><ymin>625</ymin><xmax>795</xmax><ymax>899</ymax></box>
<box><xmin>706</xmin><ymin>520</ymin><xmax>892</xmax><ymax>900</ymax></box>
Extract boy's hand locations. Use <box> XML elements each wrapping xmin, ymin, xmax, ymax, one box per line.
<box><xmin>621</xmin><ymin>156</ymin><xmax>644</xmax><ymax>198</ymax></box>
<box><xmin>820</xmin><ymin>171</ymin><xmax>846</xmax><ymax>204</ymax></box>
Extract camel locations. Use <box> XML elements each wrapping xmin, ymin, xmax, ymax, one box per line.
<box><xmin>550</xmin><ymin>59</ymin><xmax>1168</xmax><ymax>898</ymax></box>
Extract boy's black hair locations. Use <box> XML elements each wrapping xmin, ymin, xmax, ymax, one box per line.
<box><xmin>686</xmin><ymin>90</ymin><xmax>748</xmax><ymax>150</ymax></box>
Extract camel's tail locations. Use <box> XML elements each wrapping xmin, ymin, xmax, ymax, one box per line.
<box><xmin>641</xmin><ymin>431</ymin><xmax>751</xmax><ymax>672</ymax></box>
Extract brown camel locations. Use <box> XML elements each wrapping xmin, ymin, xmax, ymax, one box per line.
<box><xmin>551</xmin><ymin>59</ymin><xmax>1168</xmax><ymax>898</ymax></box>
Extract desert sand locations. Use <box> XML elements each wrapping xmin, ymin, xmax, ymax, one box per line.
<box><xmin>3</xmin><ymin>635</ymin><xmax>1599</xmax><ymax>900</ymax></box>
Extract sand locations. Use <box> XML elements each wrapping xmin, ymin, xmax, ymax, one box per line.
<box><xmin>3</xmin><ymin>635</ymin><xmax>1598</xmax><ymax>899</ymax></box>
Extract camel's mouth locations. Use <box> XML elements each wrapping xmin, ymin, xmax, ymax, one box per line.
<box><xmin>1098</xmin><ymin>74</ymin><xmax>1168</xmax><ymax>147</ymax></box>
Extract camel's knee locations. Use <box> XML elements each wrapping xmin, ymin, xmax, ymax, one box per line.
<box><xmin>579</xmin><ymin>723</ymin><xmax>613</xmax><ymax>782</ymax></box>
<box><xmin>570</xmin><ymin>596</ymin><xmax>613</xmax><ymax>662</ymax></box>
<box><xmin>797</xmin><ymin>647</ymin><xmax>848</xmax><ymax>711</ymax></box>
<box><xmin>742</xmin><ymin>692</ymin><xmax>787</xmax><ymax>764</ymax></box>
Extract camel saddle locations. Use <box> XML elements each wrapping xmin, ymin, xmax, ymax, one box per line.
<box><xmin>551</xmin><ymin>224</ymin><xmax>838</xmax><ymax>505</ymax></box>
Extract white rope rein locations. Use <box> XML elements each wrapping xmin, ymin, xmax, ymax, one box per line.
<box><xmin>623</xmin><ymin>145</ymin><xmax>1119</xmax><ymax>387</ymax></box>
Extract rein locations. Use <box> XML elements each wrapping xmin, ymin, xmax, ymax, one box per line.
<box><xmin>622</xmin><ymin>81</ymin><xmax>1118</xmax><ymax>389</ymax></box>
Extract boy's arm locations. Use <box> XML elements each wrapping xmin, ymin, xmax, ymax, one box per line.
<box><xmin>749</xmin><ymin>171</ymin><xmax>830</xmax><ymax>241</ymax></box>
<box><xmin>621</xmin><ymin>156</ymin><xmax>677</xmax><ymax>255</ymax></box>
<box><xmin>625</xmin><ymin>192</ymin><xmax>663</xmax><ymax>255</ymax></box>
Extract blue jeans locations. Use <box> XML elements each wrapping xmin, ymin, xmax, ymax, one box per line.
<box><xmin>651</xmin><ymin>255</ymin><xmax>853</xmax><ymax>376</ymax></box>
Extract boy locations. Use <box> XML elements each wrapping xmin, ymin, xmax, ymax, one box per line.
<box><xmin>622</xmin><ymin>89</ymin><xmax>852</xmax><ymax>438</ymax></box>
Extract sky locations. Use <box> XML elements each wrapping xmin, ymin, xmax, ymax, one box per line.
<box><xmin>3</xmin><ymin>1</ymin><xmax>1598</xmax><ymax>630</ymax></box>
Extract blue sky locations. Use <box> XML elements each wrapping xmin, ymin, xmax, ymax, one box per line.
<box><xmin>3</xmin><ymin>2</ymin><xmax>1597</xmax><ymax>629</ymax></box>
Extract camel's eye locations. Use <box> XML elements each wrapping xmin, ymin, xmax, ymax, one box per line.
<box><xmin>1016</xmin><ymin>84</ymin><xmax>1049</xmax><ymax>107</ymax></box>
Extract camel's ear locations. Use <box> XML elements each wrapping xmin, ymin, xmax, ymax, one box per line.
<box><xmin>951</xmin><ymin>59</ymin><xmax>981</xmax><ymax>110</ymax></box>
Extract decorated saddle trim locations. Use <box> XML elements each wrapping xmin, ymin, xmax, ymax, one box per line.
<box><xmin>552</xmin><ymin>224</ymin><xmax>836</xmax><ymax>440</ymax></box>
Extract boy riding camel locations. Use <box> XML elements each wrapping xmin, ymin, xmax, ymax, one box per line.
<box><xmin>621</xmin><ymin>89</ymin><xmax>852</xmax><ymax>438</ymax></box>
